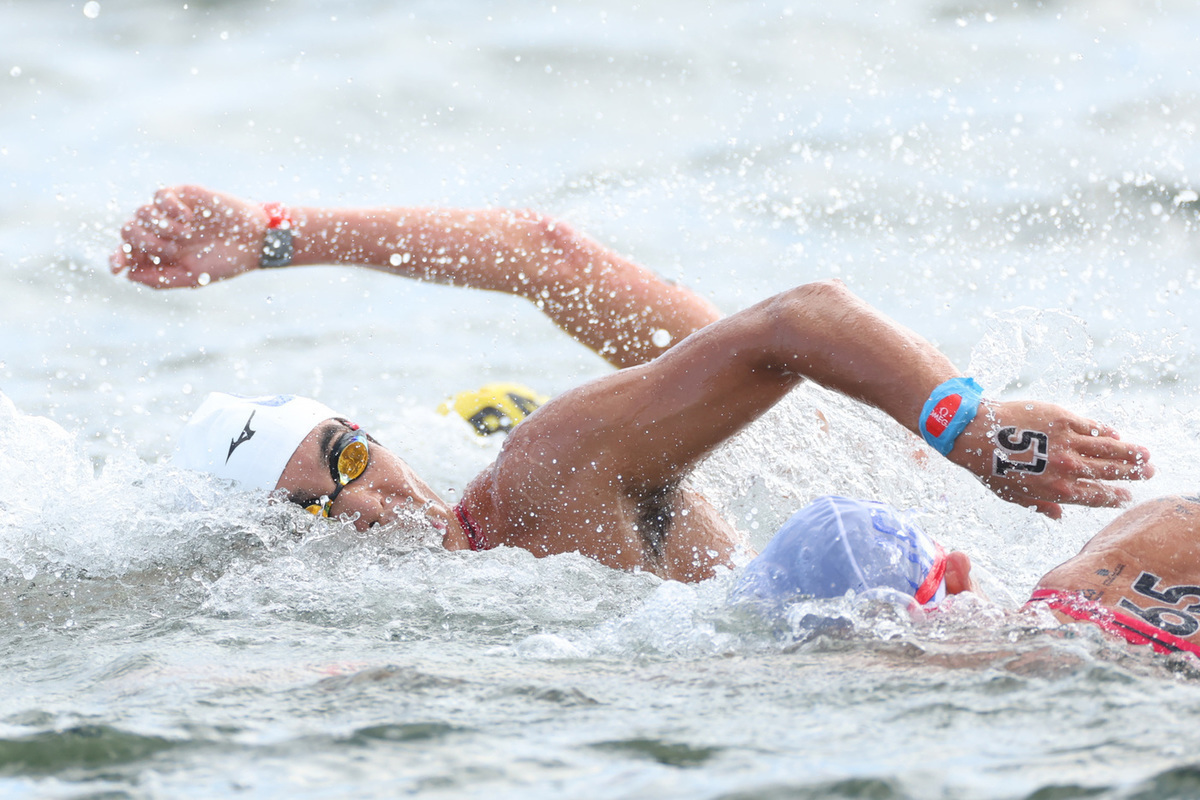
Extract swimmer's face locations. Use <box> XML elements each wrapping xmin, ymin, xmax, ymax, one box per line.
<box><xmin>276</xmin><ymin>419</ymin><xmax>447</xmax><ymax>532</ymax></box>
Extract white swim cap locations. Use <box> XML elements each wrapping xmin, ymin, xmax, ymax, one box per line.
<box><xmin>175</xmin><ymin>392</ymin><xmax>338</xmax><ymax>492</ymax></box>
<box><xmin>732</xmin><ymin>495</ymin><xmax>948</xmax><ymax>612</ymax></box>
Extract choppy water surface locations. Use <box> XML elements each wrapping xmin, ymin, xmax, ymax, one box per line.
<box><xmin>2</xmin><ymin>0</ymin><xmax>1200</xmax><ymax>797</ymax></box>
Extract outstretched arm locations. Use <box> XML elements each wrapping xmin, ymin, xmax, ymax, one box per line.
<box><xmin>514</xmin><ymin>280</ymin><xmax>1154</xmax><ymax>520</ymax></box>
<box><xmin>110</xmin><ymin>185</ymin><xmax>720</xmax><ymax>369</ymax></box>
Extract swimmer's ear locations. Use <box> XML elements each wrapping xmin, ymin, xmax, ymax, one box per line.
<box><xmin>944</xmin><ymin>551</ymin><xmax>974</xmax><ymax>595</ymax></box>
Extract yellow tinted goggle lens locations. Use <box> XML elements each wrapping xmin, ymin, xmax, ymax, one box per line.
<box><xmin>302</xmin><ymin>431</ymin><xmax>370</xmax><ymax>518</ymax></box>
<box><xmin>336</xmin><ymin>437</ymin><xmax>369</xmax><ymax>484</ymax></box>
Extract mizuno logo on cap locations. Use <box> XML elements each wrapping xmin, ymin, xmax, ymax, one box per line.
<box><xmin>227</xmin><ymin>411</ymin><xmax>257</xmax><ymax>462</ymax></box>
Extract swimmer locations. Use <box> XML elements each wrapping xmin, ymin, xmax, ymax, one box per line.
<box><xmin>1030</xmin><ymin>495</ymin><xmax>1200</xmax><ymax>657</ymax></box>
<box><xmin>732</xmin><ymin>493</ymin><xmax>1200</xmax><ymax>659</ymax></box>
<box><xmin>729</xmin><ymin>495</ymin><xmax>975</xmax><ymax>614</ymax></box>
<box><xmin>112</xmin><ymin>186</ymin><xmax>1154</xmax><ymax>584</ymax></box>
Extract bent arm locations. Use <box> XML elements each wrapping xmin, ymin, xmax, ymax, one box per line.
<box><xmin>529</xmin><ymin>280</ymin><xmax>1153</xmax><ymax>517</ymax></box>
<box><xmin>111</xmin><ymin>185</ymin><xmax>720</xmax><ymax>368</ymax></box>
<box><xmin>289</xmin><ymin>205</ymin><xmax>719</xmax><ymax>368</ymax></box>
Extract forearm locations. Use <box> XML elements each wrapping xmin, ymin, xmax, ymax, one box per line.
<box><xmin>114</xmin><ymin>186</ymin><xmax>720</xmax><ymax>367</ymax></box>
<box><xmin>759</xmin><ymin>280</ymin><xmax>958</xmax><ymax>431</ymax></box>
<box><xmin>575</xmin><ymin>280</ymin><xmax>955</xmax><ymax>484</ymax></box>
<box><xmin>758</xmin><ymin>281</ymin><xmax>1152</xmax><ymax>514</ymax></box>
<box><xmin>286</xmin><ymin>205</ymin><xmax>721</xmax><ymax>368</ymax></box>
<box><xmin>533</xmin><ymin>279</ymin><xmax>1152</xmax><ymax>518</ymax></box>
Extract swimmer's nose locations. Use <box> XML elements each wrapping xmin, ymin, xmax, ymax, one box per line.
<box><xmin>337</xmin><ymin>482</ymin><xmax>406</xmax><ymax>531</ymax></box>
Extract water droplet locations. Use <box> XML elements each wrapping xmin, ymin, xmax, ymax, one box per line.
<box><xmin>651</xmin><ymin>329</ymin><xmax>672</xmax><ymax>348</ymax></box>
<box><xmin>83</xmin><ymin>1</ymin><xmax>100</xmax><ymax>19</ymax></box>
<box><xmin>197</xmin><ymin>272</ymin><xmax>211</xmax><ymax>286</ymax></box>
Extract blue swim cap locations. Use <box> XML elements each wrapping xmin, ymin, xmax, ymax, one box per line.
<box><xmin>731</xmin><ymin>496</ymin><xmax>947</xmax><ymax>613</ymax></box>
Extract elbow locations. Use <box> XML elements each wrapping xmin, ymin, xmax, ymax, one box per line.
<box><xmin>500</xmin><ymin>209</ymin><xmax>581</xmax><ymax>250</ymax></box>
<box><xmin>507</xmin><ymin>210</ymin><xmax>592</xmax><ymax>291</ymax></box>
<box><xmin>519</xmin><ymin>211</ymin><xmax>585</xmax><ymax>259</ymax></box>
<box><xmin>765</xmin><ymin>279</ymin><xmax>858</xmax><ymax>320</ymax></box>
<box><xmin>793</xmin><ymin>278</ymin><xmax>854</xmax><ymax>302</ymax></box>
<box><xmin>747</xmin><ymin>279</ymin><xmax>861</xmax><ymax>368</ymax></box>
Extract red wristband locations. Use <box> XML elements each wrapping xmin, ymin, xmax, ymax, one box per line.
<box><xmin>262</xmin><ymin>202</ymin><xmax>293</xmax><ymax>230</ymax></box>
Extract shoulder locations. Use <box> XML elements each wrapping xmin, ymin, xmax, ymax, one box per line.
<box><xmin>1035</xmin><ymin>495</ymin><xmax>1200</xmax><ymax>604</ymax></box>
<box><xmin>1082</xmin><ymin>495</ymin><xmax>1200</xmax><ymax>549</ymax></box>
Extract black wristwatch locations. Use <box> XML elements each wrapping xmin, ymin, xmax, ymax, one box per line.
<box><xmin>259</xmin><ymin>202</ymin><xmax>294</xmax><ymax>268</ymax></box>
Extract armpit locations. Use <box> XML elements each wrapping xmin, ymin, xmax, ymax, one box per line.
<box><xmin>635</xmin><ymin>486</ymin><xmax>675</xmax><ymax>568</ymax></box>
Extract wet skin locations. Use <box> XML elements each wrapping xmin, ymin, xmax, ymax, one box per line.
<box><xmin>273</xmin><ymin>412</ymin><xmax>744</xmax><ymax>581</ymax></box>
<box><xmin>1035</xmin><ymin>495</ymin><xmax>1200</xmax><ymax>649</ymax></box>
<box><xmin>274</xmin><ymin>418</ymin><xmax>985</xmax><ymax>593</ymax></box>
<box><xmin>275</xmin><ymin>419</ymin><xmax>472</xmax><ymax>550</ymax></box>
<box><xmin>273</xmin><ymin>416</ymin><xmax>739</xmax><ymax>579</ymax></box>
<box><xmin>113</xmin><ymin>187</ymin><xmax>1157</xmax><ymax>586</ymax></box>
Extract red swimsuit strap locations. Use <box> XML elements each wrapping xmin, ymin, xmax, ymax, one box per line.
<box><xmin>1028</xmin><ymin>589</ymin><xmax>1200</xmax><ymax>657</ymax></box>
<box><xmin>454</xmin><ymin>501</ymin><xmax>491</xmax><ymax>552</ymax></box>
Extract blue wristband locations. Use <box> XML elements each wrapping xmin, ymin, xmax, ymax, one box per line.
<box><xmin>919</xmin><ymin>377</ymin><xmax>983</xmax><ymax>456</ymax></box>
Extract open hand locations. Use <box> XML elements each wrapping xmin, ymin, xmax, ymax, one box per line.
<box><xmin>950</xmin><ymin>400</ymin><xmax>1154</xmax><ymax>518</ymax></box>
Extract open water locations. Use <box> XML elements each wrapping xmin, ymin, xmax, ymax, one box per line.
<box><xmin>3</xmin><ymin>0</ymin><xmax>1200</xmax><ymax>797</ymax></box>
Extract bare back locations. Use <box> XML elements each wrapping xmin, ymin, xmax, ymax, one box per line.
<box><xmin>1036</xmin><ymin>495</ymin><xmax>1200</xmax><ymax>647</ymax></box>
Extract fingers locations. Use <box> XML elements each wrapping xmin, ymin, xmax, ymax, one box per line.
<box><xmin>110</xmin><ymin>187</ymin><xmax>196</xmax><ymax>279</ymax></box>
<box><xmin>1028</xmin><ymin>442</ymin><xmax>1145</xmax><ymax>510</ymax></box>
<box><xmin>1060</xmin><ymin>428</ymin><xmax>1155</xmax><ymax>482</ymax></box>
<box><xmin>1028</xmin><ymin>500</ymin><xmax>1063</xmax><ymax>520</ymax></box>
<box><xmin>998</xmin><ymin>491</ymin><xmax>1063</xmax><ymax>519</ymax></box>
<box><xmin>109</xmin><ymin>244</ymin><xmax>131</xmax><ymax>275</ymax></box>
<box><xmin>989</xmin><ymin>477</ymin><xmax>1123</xmax><ymax>520</ymax></box>
<box><xmin>1071</xmin><ymin>453</ymin><xmax>1155</xmax><ymax>482</ymax></box>
<box><xmin>1070</xmin><ymin>412</ymin><xmax>1152</xmax><ymax>470</ymax></box>
<box><xmin>1050</xmin><ymin>476</ymin><xmax>1134</xmax><ymax>509</ymax></box>
<box><xmin>992</xmin><ymin>467</ymin><xmax>1135</xmax><ymax>512</ymax></box>
<box><xmin>111</xmin><ymin>185</ymin><xmax>263</xmax><ymax>290</ymax></box>
<box><xmin>152</xmin><ymin>186</ymin><xmax>193</xmax><ymax>224</ymax></box>
<box><xmin>1065</xmin><ymin>416</ymin><xmax>1119</xmax><ymax>439</ymax></box>
<box><xmin>974</xmin><ymin>402</ymin><xmax>1155</xmax><ymax>515</ymax></box>
<box><xmin>124</xmin><ymin>262</ymin><xmax>190</xmax><ymax>288</ymax></box>
<box><xmin>135</xmin><ymin>193</ymin><xmax>193</xmax><ymax>245</ymax></box>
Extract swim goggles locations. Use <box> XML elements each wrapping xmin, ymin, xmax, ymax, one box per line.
<box><xmin>305</xmin><ymin>430</ymin><xmax>370</xmax><ymax>517</ymax></box>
